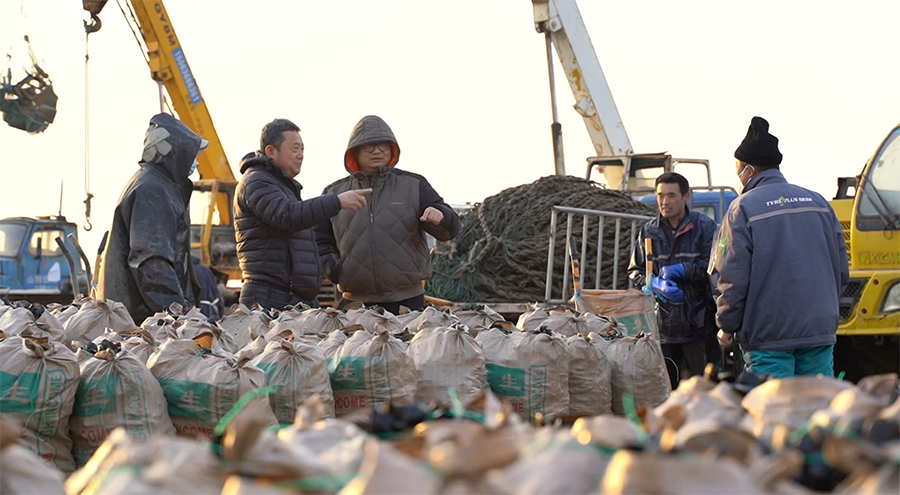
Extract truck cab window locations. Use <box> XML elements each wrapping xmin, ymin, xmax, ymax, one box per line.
<box><xmin>0</xmin><ymin>224</ymin><xmax>27</xmax><ymax>257</ymax></box>
<box><xmin>29</xmin><ymin>229</ymin><xmax>64</xmax><ymax>257</ymax></box>
<box><xmin>858</xmin><ymin>128</ymin><xmax>900</xmax><ymax>230</ymax></box>
<box><xmin>694</xmin><ymin>205</ymin><xmax>717</xmax><ymax>222</ymax></box>
<box><xmin>190</xmin><ymin>191</ymin><xmax>224</xmax><ymax>226</ymax></box>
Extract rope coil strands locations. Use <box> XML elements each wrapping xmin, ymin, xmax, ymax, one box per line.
<box><xmin>427</xmin><ymin>175</ymin><xmax>656</xmax><ymax>303</ymax></box>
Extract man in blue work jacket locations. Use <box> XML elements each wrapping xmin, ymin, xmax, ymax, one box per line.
<box><xmin>712</xmin><ymin>116</ymin><xmax>849</xmax><ymax>377</ymax></box>
<box><xmin>629</xmin><ymin>172</ymin><xmax>719</xmax><ymax>389</ymax></box>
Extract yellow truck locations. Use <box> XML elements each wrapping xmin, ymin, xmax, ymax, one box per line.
<box><xmin>829</xmin><ymin>124</ymin><xmax>900</xmax><ymax>382</ymax></box>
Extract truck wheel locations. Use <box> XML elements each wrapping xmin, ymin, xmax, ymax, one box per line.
<box><xmin>834</xmin><ymin>336</ymin><xmax>900</xmax><ymax>384</ymax></box>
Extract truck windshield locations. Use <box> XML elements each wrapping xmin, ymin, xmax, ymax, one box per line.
<box><xmin>858</xmin><ymin>127</ymin><xmax>900</xmax><ymax>229</ymax></box>
<box><xmin>0</xmin><ymin>224</ymin><xmax>27</xmax><ymax>257</ymax></box>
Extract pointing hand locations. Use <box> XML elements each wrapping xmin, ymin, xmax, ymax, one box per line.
<box><xmin>338</xmin><ymin>188</ymin><xmax>372</xmax><ymax>210</ymax></box>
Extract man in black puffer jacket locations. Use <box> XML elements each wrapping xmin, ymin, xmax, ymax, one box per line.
<box><xmin>234</xmin><ymin>119</ymin><xmax>370</xmax><ymax>310</ymax></box>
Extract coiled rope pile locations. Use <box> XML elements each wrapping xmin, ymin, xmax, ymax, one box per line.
<box><xmin>427</xmin><ymin>175</ymin><xmax>656</xmax><ymax>302</ymax></box>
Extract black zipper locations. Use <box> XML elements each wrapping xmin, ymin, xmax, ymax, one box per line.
<box><xmin>287</xmin><ymin>180</ymin><xmax>300</xmax><ymax>292</ymax></box>
<box><xmin>367</xmin><ymin>175</ymin><xmax>380</xmax><ymax>294</ymax></box>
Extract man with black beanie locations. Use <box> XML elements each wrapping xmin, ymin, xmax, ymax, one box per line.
<box><xmin>710</xmin><ymin>116</ymin><xmax>849</xmax><ymax>377</ymax></box>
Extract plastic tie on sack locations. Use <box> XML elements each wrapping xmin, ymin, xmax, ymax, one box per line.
<box><xmin>212</xmin><ymin>385</ymin><xmax>278</xmax><ymax>438</ymax></box>
<box><xmin>449</xmin><ymin>387</ymin><xmax>465</xmax><ymax>419</ymax></box>
<box><xmin>572</xmin><ymin>288</ymin><xmax>586</xmax><ymax>313</ymax></box>
<box><xmin>273</xmin><ymin>472</ymin><xmax>358</xmax><ymax>493</ymax></box>
<box><xmin>788</xmin><ymin>419</ymin><xmax>818</xmax><ymax>446</ymax></box>
<box><xmin>621</xmin><ymin>393</ymin><xmax>651</xmax><ymax>445</ymax></box>
<box><xmin>641</xmin><ymin>277</ymin><xmax>655</xmax><ymax>298</ymax></box>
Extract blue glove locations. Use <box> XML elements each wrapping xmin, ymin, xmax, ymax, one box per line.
<box><xmin>659</xmin><ymin>263</ymin><xmax>686</xmax><ymax>281</ymax></box>
<box><xmin>651</xmin><ymin>276</ymin><xmax>684</xmax><ymax>303</ymax></box>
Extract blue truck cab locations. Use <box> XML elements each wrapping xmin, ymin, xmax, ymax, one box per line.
<box><xmin>0</xmin><ymin>216</ymin><xmax>87</xmax><ymax>302</ymax></box>
<box><xmin>638</xmin><ymin>189</ymin><xmax>738</xmax><ymax>225</ymax></box>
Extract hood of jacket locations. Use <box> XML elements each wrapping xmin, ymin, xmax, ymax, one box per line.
<box><xmin>140</xmin><ymin>113</ymin><xmax>204</xmax><ymax>183</ymax></box>
<box><xmin>343</xmin><ymin>115</ymin><xmax>401</xmax><ymax>174</ymax></box>
<box><xmin>239</xmin><ymin>151</ymin><xmax>301</xmax><ymax>187</ymax></box>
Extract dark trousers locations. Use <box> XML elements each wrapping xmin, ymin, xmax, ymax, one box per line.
<box><xmin>705</xmin><ymin>330</ymin><xmax>722</xmax><ymax>378</ymax></box>
<box><xmin>661</xmin><ymin>341</ymin><xmax>706</xmax><ymax>390</ymax></box>
<box><xmin>239</xmin><ymin>282</ymin><xmax>316</xmax><ymax>311</ymax></box>
<box><xmin>338</xmin><ymin>293</ymin><xmax>426</xmax><ymax>315</ymax></box>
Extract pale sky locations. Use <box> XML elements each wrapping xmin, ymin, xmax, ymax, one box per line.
<box><xmin>2</xmin><ymin>0</ymin><xmax>898</xmax><ymax>256</ymax></box>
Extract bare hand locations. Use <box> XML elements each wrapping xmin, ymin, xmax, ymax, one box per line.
<box><xmin>717</xmin><ymin>329</ymin><xmax>734</xmax><ymax>348</ymax></box>
<box><xmin>338</xmin><ymin>188</ymin><xmax>372</xmax><ymax>210</ymax></box>
<box><xmin>420</xmin><ymin>206</ymin><xmax>444</xmax><ymax>225</ymax></box>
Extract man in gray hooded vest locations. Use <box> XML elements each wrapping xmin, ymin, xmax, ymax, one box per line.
<box><xmin>315</xmin><ymin>115</ymin><xmax>461</xmax><ymax>313</ymax></box>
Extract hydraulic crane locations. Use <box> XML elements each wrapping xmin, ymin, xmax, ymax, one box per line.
<box><xmin>532</xmin><ymin>0</ymin><xmax>717</xmax><ymax>196</ymax></box>
<box><xmin>82</xmin><ymin>0</ymin><xmax>240</xmax><ymax>282</ymax></box>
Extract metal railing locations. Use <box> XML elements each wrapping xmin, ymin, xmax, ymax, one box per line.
<box><xmin>545</xmin><ymin>205</ymin><xmax>653</xmax><ymax>304</ymax></box>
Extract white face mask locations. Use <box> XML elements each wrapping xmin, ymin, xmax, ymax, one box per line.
<box><xmin>189</xmin><ymin>158</ymin><xmax>198</xmax><ymax>176</ymax></box>
<box><xmin>738</xmin><ymin>164</ymin><xmax>754</xmax><ymax>191</ymax></box>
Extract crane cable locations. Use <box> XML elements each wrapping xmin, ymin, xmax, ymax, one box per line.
<box><xmin>82</xmin><ymin>16</ymin><xmax>102</xmax><ymax>232</ymax></box>
<box><xmin>115</xmin><ymin>0</ymin><xmax>173</xmax><ymax>114</ymax></box>
<box><xmin>2</xmin><ymin>0</ymin><xmax>27</xmax><ymax>77</ymax></box>
<box><xmin>115</xmin><ymin>0</ymin><xmax>148</xmax><ymax>66</ymax></box>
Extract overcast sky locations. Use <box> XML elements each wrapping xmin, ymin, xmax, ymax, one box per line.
<box><xmin>1</xmin><ymin>0</ymin><xmax>898</xmax><ymax>255</ymax></box>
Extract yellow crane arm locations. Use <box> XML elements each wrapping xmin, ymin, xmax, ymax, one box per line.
<box><xmin>127</xmin><ymin>0</ymin><xmax>235</xmax><ymax>219</ymax></box>
<box><xmin>85</xmin><ymin>0</ymin><xmax>237</xmax><ymax>274</ymax></box>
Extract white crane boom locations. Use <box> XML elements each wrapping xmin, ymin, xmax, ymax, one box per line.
<box><xmin>533</xmin><ymin>0</ymin><xmax>713</xmax><ymax>192</ymax></box>
<box><xmin>533</xmin><ymin>0</ymin><xmax>633</xmax><ymax>163</ymax></box>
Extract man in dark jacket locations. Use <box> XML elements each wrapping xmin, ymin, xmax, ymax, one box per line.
<box><xmin>98</xmin><ymin>113</ymin><xmax>205</xmax><ymax>324</ymax></box>
<box><xmin>629</xmin><ymin>172</ymin><xmax>718</xmax><ymax>388</ymax></box>
<box><xmin>315</xmin><ymin>115</ymin><xmax>461</xmax><ymax>313</ymax></box>
<box><xmin>234</xmin><ymin>118</ymin><xmax>369</xmax><ymax>310</ymax></box>
<box><xmin>712</xmin><ymin>116</ymin><xmax>849</xmax><ymax>377</ymax></box>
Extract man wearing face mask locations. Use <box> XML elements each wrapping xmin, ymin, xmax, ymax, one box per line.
<box><xmin>711</xmin><ymin>116</ymin><xmax>848</xmax><ymax>378</ymax></box>
<box><xmin>629</xmin><ymin>172</ymin><xmax>719</xmax><ymax>388</ymax></box>
<box><xmin>234</xmin><ymin>118</ymin><xmax>370</xmax><ymax>311</ymax></box>
<box><xmin>98</xmin><ymin>113</ymin><xmax>206</xmax><ymax>323</ymax></box>
<box><xmin>315</xmin><ymin>115</ymin><xmax>461</xmax><ymax>313</ymax></box>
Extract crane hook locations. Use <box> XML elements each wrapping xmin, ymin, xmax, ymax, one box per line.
<box><xmin>83</xmin><ymin>14</ymin><xmax>102</xmax><ymax>35</ymax></box>
<box><xmin>83</xmin><ymin>192</ymin><xmax>94</xmax><ymax>231</ymax></box>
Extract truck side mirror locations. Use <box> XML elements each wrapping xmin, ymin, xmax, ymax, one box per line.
<box><xmin>36</xmin><ymin>237</ymin><xmax>42</xmax><ymax>260</ymax></box>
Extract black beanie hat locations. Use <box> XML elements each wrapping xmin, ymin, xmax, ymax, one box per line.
<box><xmin>734</xmin><ymin>116</ymin><xmax>783</xmax><ymax>168</ymax></box>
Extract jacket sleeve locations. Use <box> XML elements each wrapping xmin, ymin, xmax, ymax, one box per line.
<box><xmin>127</xmin><ymin>183</ymin><xmax>189</xmax><ymax>314</ymax></box>
<box><xmin>684</xmin><ymin>218</ymin><xmax>716</xmax><ymax>285</ymax></box>
<box><xmin>418</xmin><ymin>176</ymin><xmax>460</xmax><ymax>241</ymax></box>
<box><xmin>315</xmin><ymin>186</ymin><xmax>342</xmax><ymax>284</ymax></box>
<box><xmin>242</xmin><ymin>173</ymin><xmax>342</xmax><ymax>232</ymax></box>
<box><xmin>628</xmin><ymin>227</ymin><xmax>648</xmax><ymax>287</ymax></box>
<box><xmin>714</xmin><ymin>204</ymin><xmax>753</xmax><ymax>334</ymax></box>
